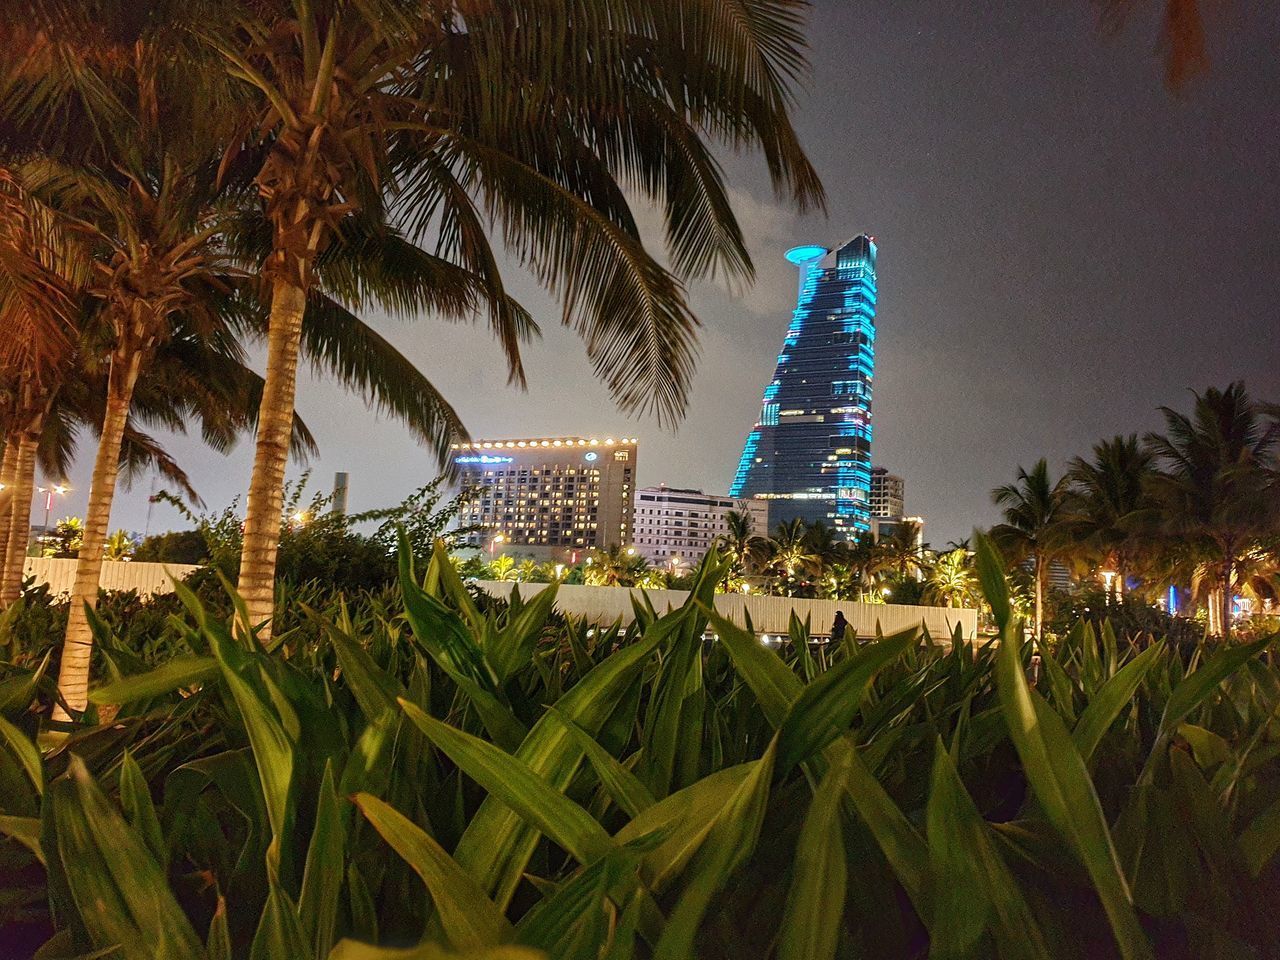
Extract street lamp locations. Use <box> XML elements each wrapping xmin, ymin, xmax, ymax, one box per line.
<box><xmin>38</xmin><ymin>483</ymin><xmax>69</xmax><ymax>530</ymax></box>
<box><xmin>1100</xmin><ymin>570</ymin><xmax>1117</xmax><ymax>601</ymax></box>
<box><xmin>488</xmin><ymin>533</ymin><xmax>506</xmax><ymax>558</ymax></box>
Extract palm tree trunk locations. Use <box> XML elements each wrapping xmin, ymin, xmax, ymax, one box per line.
<box><xmin>0</xmin><ymin>439</ymin><xmax>16</xmax><ymax>578</ymax></box>
<box><xmin>1033</xmin><ymin>553</ymin><xmax>1045</xmax><ymax>643</ymax></box>
<box><xmin>1221</xmin><ymin>554</ymin><xmax>1234</xmax><ymax>642</ymax></box>
<box><xmin>238</xmin><ymin>278</ymin><xmax>307</xmax><ymax>640</ymax></box>
<box><xmin>53</xmin><ymin>350</ymin><xmax>141</xmax><ymax>720</ymax></box>
<box><xmin>1</xmin><ymin>433</ymin><xmax>38</xmax><ymax>605</ymax></box>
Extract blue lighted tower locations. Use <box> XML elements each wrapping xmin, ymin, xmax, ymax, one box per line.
<box><xmin>729</xmin><ymin>235</ymin><xmax>878</xmax><ymax>537</ymax></box>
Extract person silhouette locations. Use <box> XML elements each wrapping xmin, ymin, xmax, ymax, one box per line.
<box><xmin>831</xmin><ymin>610</ymin><xmax>848</xmax><ymax>643</ymax></box>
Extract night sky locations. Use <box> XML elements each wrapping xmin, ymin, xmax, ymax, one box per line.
<box><xmin>49</xmin><ymin>2</ymin><xmax>1280</xmax><ymax>547</ymax></box>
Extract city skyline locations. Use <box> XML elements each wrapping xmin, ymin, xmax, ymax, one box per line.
<box><xmin>29</xmin><ymin>2</ymin><xmax>1280</xmax><ymax>548</ymax></box>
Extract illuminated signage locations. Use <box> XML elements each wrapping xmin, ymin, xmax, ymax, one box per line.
<box><xmin>455</xmin><ymin>455</ymin><xmax>513</xmax><ymax>465</ymax></box>
<box><xmin>584</xmin><ymin>452</ymin><xmax>599</xmax><ymax>462</ymax></box>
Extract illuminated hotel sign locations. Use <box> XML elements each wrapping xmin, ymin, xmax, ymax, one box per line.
<box><xmin>455</xmin><ymin>455</ymin><xmax>514</xmax><ymax>465</ymax></box>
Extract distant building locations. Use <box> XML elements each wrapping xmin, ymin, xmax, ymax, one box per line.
<box><xmin>730</xmin><ymin>235</ymin><xmax>879</xmax><ymax>538</ymax></box>
<box><xmin>453</xmin><ymin>436</ymin><xmax>637</xmax><ymax>559</ymax></box>
<box><xmin>633</xmin><ymin>486</ymin><xmax>769</xmax><ymax>567</ymax></box>
<box><xmin>870</xmin><ymin>467</ymin><xmax>905</xmax><ymax>519</ymax></box>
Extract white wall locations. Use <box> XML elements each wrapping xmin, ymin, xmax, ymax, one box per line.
<box><xmin>23</xmin><ymin>558</ymin><xmax>199</xmax><ymax>598</ymax></box>
<box><xmin>474</xmin><ymin>580</ymin><xmax>978</xmax><ymax>640</ymax></box>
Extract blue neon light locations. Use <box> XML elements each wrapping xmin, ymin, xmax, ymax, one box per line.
<box><xmin>584</xmin><ymin>452</ymin><xmax>599</xmax><ymax>462</ymax></box>
<box><xmin>456</xmin><ymin>455</ymin><xmax>513</xmax><ymax>464</ymax></box>
<box><xmin>784</xmin><ymin>244</ymin><xmax>829</xmax><ymax>265</ymax></box>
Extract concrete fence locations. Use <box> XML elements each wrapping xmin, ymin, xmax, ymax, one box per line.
<box><xmin>473</xmin><ymin>580</ymin><xmax>978</xmax><ymax>641</ymax></box>
<box><xmin>23</xmin><ymin>557</ymin><xmax>200</xmax><ymax>598</ymax></box>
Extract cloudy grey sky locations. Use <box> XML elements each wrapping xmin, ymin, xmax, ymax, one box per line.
<box><xmin>46</xmin><ymin>1</ymin><xmax>1280</xmax><ymax>546</ymax></box>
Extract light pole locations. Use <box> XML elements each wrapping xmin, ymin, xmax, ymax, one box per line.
<box><xmin>1100</xmin><ymin>570</ymin><xmax>1117</xmax><ymax>602</ymax></box>
<box><xmin>489</xmin><ymin>533</ymin><xmax>506</xmax><ymax>558</ymax></box>
<box><xmin>38</xmin><ymin>483</ymin><xmax>69</xmax><ymax>530</ymax></box>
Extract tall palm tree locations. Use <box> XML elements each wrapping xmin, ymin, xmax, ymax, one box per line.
<box><xmin>199</xmin><ymin>0</ymin><xmax>822</xmax><ymax>635</ymax></box>
<box><xmin>991</xmin><ymin>459</ymin><xmax>1069</xmax><ymax>640</ymax></box>
<box><xmin>766</xmin><ymin>519</ymin><xmax>817</xmax><ymax>596</ymax></box>
<box><xmin>1142</xmin><ymin>383</ymin><xmax>1280</xmax><ymax>640</ymax></box>
<box><xmin>0</xmin><ymin>169</ymin><xmax>86</xmax><ymax>603</ymax></box>
<box><xmin>802</xmin><ymin>520</ymin><xmax>847</xmax><ymax>583</ymax></box>
<box><xmin>871</xmin><ymin>519</ymin><xmax>926</xmax><ymax>582</ymax></box>
<box><xmin>716</xmin><ymin>508</ymin><xmax>769</xmax><ymax>587</ymax></box>
<box><xmin>1061</xmin><ymin>434</ymin><xmax>1156</xmax><ymax>588</ymax></box>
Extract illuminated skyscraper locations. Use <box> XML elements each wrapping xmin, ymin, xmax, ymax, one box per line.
<box><xmin>729</xmin><ymin>235</ymin><xmax>878</xmax><ymax>537</ymax></box>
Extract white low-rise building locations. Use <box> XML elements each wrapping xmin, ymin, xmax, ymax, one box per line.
<box><xmin>632</xmin><ymin>485</ymin><xmax>769</xmax><ymax>568</ymax></box>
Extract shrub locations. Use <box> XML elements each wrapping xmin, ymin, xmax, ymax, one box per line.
<box><xmin>1</xmin><ymin>535</ymin><xmax>1279</xmax><ymax>959</ymax></box>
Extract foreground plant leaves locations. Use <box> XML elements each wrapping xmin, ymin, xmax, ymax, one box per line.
<box><xmin>354</xmin><ymin>791</ymin><xmax>513</xmax><ymax>949</ymax></box>
<box><xmin>981</xmin><ymin>534</ymin><xmax>1154</xmax><ymax>960</ymax></box>
<box><xmin>50</xmin><ymin>757</ymin><xmax>203</xmax><ymax>959</ymax></box>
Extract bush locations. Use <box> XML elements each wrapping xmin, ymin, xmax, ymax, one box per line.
<box><xmin>2</xmin><ymin>536</ymin><xmax>1280</xmax><ymax>959</ymax></box>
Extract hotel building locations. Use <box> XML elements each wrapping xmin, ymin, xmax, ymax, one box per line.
<box><xmin>730</xmin><ymin>235</ymin><xmax>879</xmax><ymax>538</ymax></box>
<box><xmin>632</xmin><ymin>486</ymin><xmax>770</xmax><ymax>567</ymax></box>
<box><xmin>453</xmin><ymin>436</ymin><xmax>637</xmax><ymax>559</ymax></box>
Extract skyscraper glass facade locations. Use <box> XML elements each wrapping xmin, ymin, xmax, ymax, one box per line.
<box><xmin>730</xmin><ymin>235</ymin><xmax>878</xmax><ymax>537</ymax></box>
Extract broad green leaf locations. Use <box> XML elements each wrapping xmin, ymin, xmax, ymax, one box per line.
<box><xmin>118</xmin><ymin>751</ymin><xmax>164</xmax><ymax>868</ymax></box>
<box><xmin>614</xmin><ymin>763</ymin><xmax>755</xmax><ymax>893</ymax></box>
<box><xmin>703</xmin><ymin>606</ymin><xmax>803</xmax><ymax>726</ymax></box>
<box><xmin>926</xmin><ymin>741</ymin><xmax>1052</xmax><ymax>960</ymax></box>
<box><xmin>354</xmin><ymin>792</ymin><xmax>513</xmax><ymax>949</ymax></box>
<box><xmin>401</xmin><ymin>700</ymin><xmax>614</xmax><ymax>867</ymax></box>
<box><xmin>1241</xmin><ymin>791</ymin><xmax>1280</xmax><ymax>876</ymax></box>
<box><xmin>251</xmin><ymin>880</ymin><xmax>311</xmax><ymax>960</ymax></box>
<box><xmin>834</xmin><ymin>738</ymin><xmax>929</xmax><ymax>910</ymax></box>
<box><xmin>1154</xmin><ymin>635</ymin><xmax>1273</xmax><ymax>748</ymax></box>
<box><xmin>299</xmin><ymin>764</ymin><xmax>345</xmax><ymax>960</ymax></box>
<box><xmin>638</xmin><ymin>607</ymin><xmax>704</xmax><ymax>797</ymax></box>
<box><xmin>0</xmin><ymin>650</ymin><xmax>51</xmax><ymax>715</ymax></box>
<box><xmin>652</xmin><ymin>739</ymin><xmax>777</xmax><ymax>960</ymax></box>
<box><xmin>1037</xmin><ymin>645</ymin><xmax>1077</xmax><ymax>724</ymax></box>
<box><xmin>996</xmin><ymin>628</ymin><xmax>1153</xmax><ymax>960</ymax></box>
<box><xmin>452</xmin><ymin>621</ymin><xmax>667</xmax><ymax>910</ymax></box>
<box><xmin>778</xmin><ymin>747</ymin><xmax>851</xmax><ymax>960</ymax></box>
<box><xmin>1073</xmin><ymin>642</ymin><xmax>1163</xmax><ymax>763</ymax></box>
<box><xmin>515</xmin><ymin>848</ymin><xmax>641</xmax><ymax>957</ymax></box>
<box><xmin>0</xmin><ymin>713</ymin><xmax>42</xmax><ymax>796</ymax></box>
<box><xmin>973</xmin><ymin>533</ymin><xmax>1011</xmax><ymax>632</ymax></box>
<box><xmin>547</xmin><ymin>707</ymin><xmax>656</xmax><ymax>819</ymax></box>
<box><xmin>322</xmin><ymin>616</ymin><xmax>403</xmax><ymax>720</ymax></box>
<box><xmin>775</xmin><ymin>625</ymin><xmax>919</xmax><ymax>774</ymax></box>
<box><xmin>0</xmin><ymin>814</ymin><xmax>44</xmax><ymax>863</ymax></box>
<box><xmin>487</xmin><ymin>582</ymin><xmax>560</xmax><ymax>683</ymax></box>
<box><xmin>708</xmin><ymin>602</ymin><xmax>930</xmax><ymax>909</ymax></box>
<box><xmin>88</xmin><ymin>655</ymin><xmax>217</xmax><ymax>704</ymax></box>
<box><xmin>208</xmin><ymin>895</ymin><xmax>232</xmax><ymax>960</ymax></box>
<box><xmin>52</xmin><ymin>757</ymin><xmax>203</xmax><ymax>959</ymax></box>
<box><xmin>1178</xmin><ymin>723</ymin><xmax>1231</xmax><ymax>771</ymax></box>
<box><xmin>206</xmin><ymin>616</ymin><xmax>295</xmax><ymax>871</ymax></box>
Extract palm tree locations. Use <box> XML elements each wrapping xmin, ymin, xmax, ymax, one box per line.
<box><xmin>765</xmin><ymin>520</ymin><xmax>817</xmax><ymax>596</ymax></box>
<box><xmin>1142</xmin><ymin>383</ymin><xmax>1280</xmax><ymax>640</ymax></box>
<box><xmin>923</xmin><ymin>548</ymin><xmax>978</xmax><ymax>608</ymax></box>
<box><xmin>1061</xmin><ymin>434</ymin><xmax>1156</xmax><ymax>589</ymax></box>
<box><xmin>991</xmin><ymin>459</ymin><xmax>1069</xmax><ymax>640</ymax></box>
<box><xmin>871</xmin><ymin>520</ymin><xmax>927</xmax><ymax>582</ymax></box>
<box><xmin>0</xmin><ymin>169</ymin><xmax>87</xmax><ymax>603</ymax></box>
<box><xmin>196</xmin><ymin>0</ymin><xmax>821</xmax><ymax>635</ymax></box>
